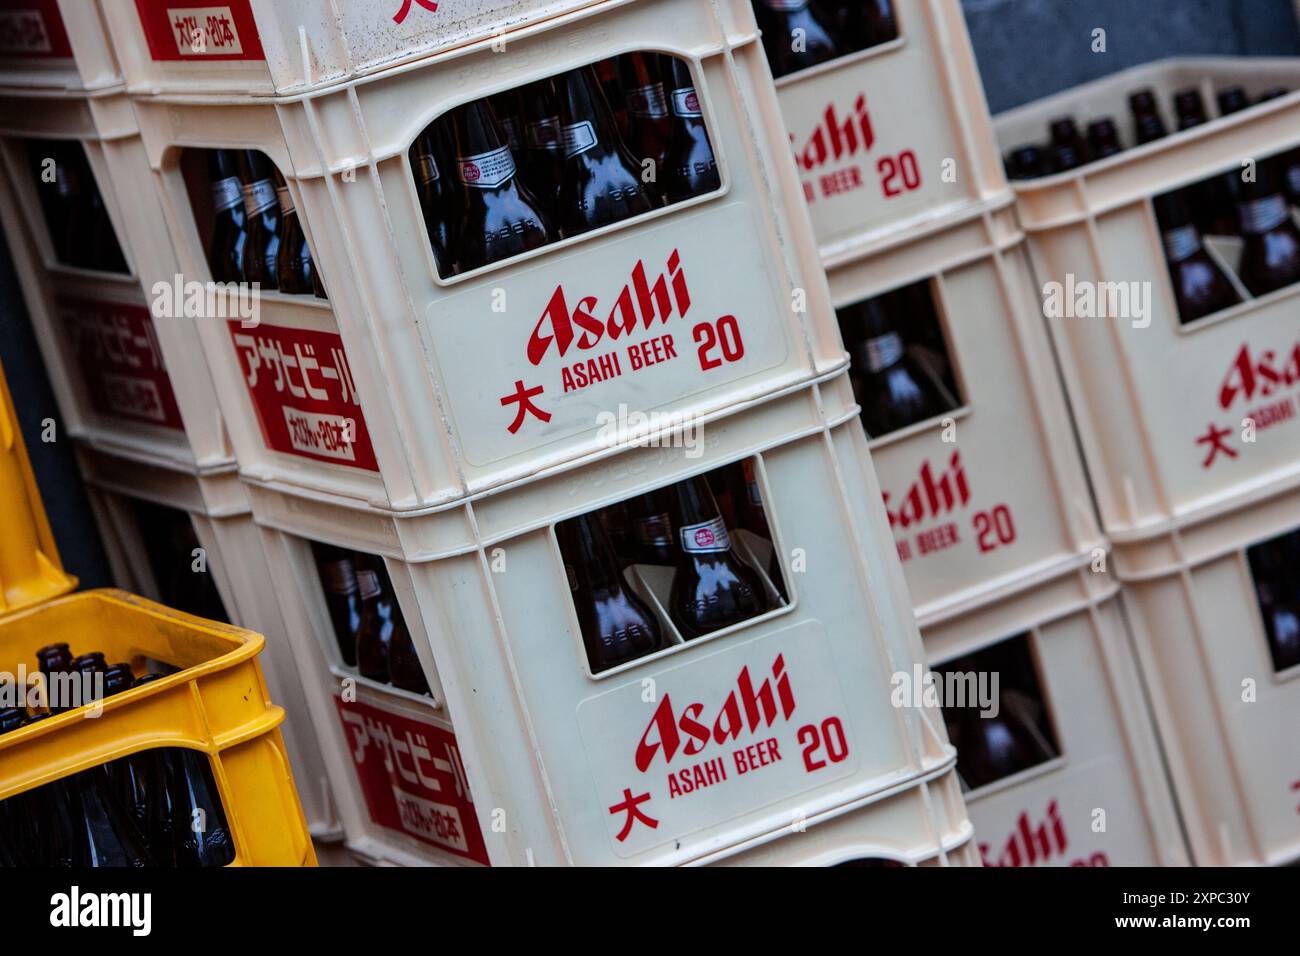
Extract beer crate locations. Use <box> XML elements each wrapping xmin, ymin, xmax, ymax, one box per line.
<box><xmin>130</xmin><ymin>0</ymin><xmax>852</xmax><ymax>514</ymax></box>
<box><xmin>0</xmin><ymin>588</ymin><xmax>317</xmax><ymax>866</ymax></box>
<box><xmin>69</xmin><ymin>441</ymin><xmax>345</xmax><ymax>849</ymax></box>
<box><xmin>992</xmin><ymin>57</ymin><xmax>1300</xmax><ymax>542</ymax></box>
<box><xmin>762</xmin><ymin>0</ymin><xmax>1007</xmax><ymax>264</ymax></box>
<box><xmin>0</xmin><ymin>84</ymin><xmax>234</xmax><ymax>471</ymax></box>
<box><xmin>824</xmin><ymin>196</ymin><xmax>1105</xmax><ymax>625</ymax></box>
<box><xmin>0</xmin><ymin>0</ymin><xmax>120</xmax><ymax>93</ymax></box>
<box><xmin>246</xmin><ymin>375</ymin><xmax>969</xmax><ymax>865</ymax></box>
<box><xmin>924</xmin><ymin>563</ymin><xmax>1189</xmax><ymax>867</ymax></box>
<box><xmin>0</xmin><ymin>356</ymin><xmax>76</xmax><ymax>616</ymax></box>
<box><xmin>1118</xmin><ymin>481</ymin><xmax>1300</xmax><ymax>866</ymax></box>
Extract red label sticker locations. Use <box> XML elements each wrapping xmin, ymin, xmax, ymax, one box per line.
<box><xmin>0</xmin><ymin>0</ymin><xmax>71</xmax><ymax>59</ymax></box>
<box><xmin>133</xmin><ymin>0</ymin><xmax>264</xmax><ymax>62</ymax></box>
<box><xmin>334</xmin><ymin>696</ymin><xmax>489</xmax><ymax>865</ymax></box>
<box><xmin>227</xmin><ymin>322</ymin><xmax>378</xmax><ymax>471</ymax></box>
<box><xmin>57</xmin><ymin>297</ymin><xmax>184</xmax><ymax>430</ymax></box>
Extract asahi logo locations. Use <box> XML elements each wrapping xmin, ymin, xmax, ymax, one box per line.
<box><xmin>527</xmin><ymin>249</ymin><xmax>691</xmax><ymax>365</ymax></box>
<box><xmin>791</xmin><ymin>93</ymin><xmax>873</xmax><ymax>172</ymax></box>
<box><xmin>1218</xmin><ymin>336</ymin><xmax>1300</xmax><ymax>410</ymax></box>
<box><xmin>882</xmin><ymin>450</ymin><xmax>970</xmax><ymax>529</ymax></box>
<box><xmin>635</xmin><ymin>654</ymin><xmax>796</xmax><ymax>772</ymax></box>
<box><xmin>980</xmin><ymin>799</ymin><xmax>1068</xmax><ymax>867</ymax></box>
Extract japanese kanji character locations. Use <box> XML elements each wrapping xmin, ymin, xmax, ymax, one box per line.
<box><xmin>1196</xmin><ymin>422</ymin><xmax>1237</xmax><ymax>469</ymax></box>
<box><xmin>607</xmin><ymin>788</ymin><xmax>658</xmax><ymax>842</ymax></box>
<box><xmin>499</xmin><ymin>379</ymin><xmax>551</xmax><ymax>434</ymax></box>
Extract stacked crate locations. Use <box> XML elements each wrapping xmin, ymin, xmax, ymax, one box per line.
<box><xmin>94</xmin><ymin>0</ymin><xmax>978</xmax><ymax>865</ymax></box>
<box><xmin>995</xmin><ymin>57</ymin><xmax>1300</xmax><ymax>866</ymax></box>
<box><xmin>763</xmin><ymin>0</ymin><xmax>1187</xmax><ymax>865</ymax></box>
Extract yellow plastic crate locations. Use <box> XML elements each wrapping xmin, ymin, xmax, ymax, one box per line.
<box><xmin>0</xmin><ymin>589</ymin><xmax>316</xmax><ymax>866</ymax></box>
<box><xmin>0</xmin><ymin>356</ymin><xmax>76</xmax><ymax>615</ymax></box>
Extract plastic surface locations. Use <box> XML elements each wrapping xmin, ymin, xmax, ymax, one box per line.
<box><xmin>994</xmin><ymin>57</ymin><xmax>1300</xmax><ymax>540</ymax></box>
<box><xmin>131</xmin><ymin>0</ymin><xmax>849</xmax><ymax>513</ymax></box>
<box><xmin>768</xmin><ymin>0</ymin><xmax>1006</xmax><ymax>264</ymax></box>
<box><xmin>0</xmin><ymin>356</ymin><xmax>76</xmax><ymax>614</ymax></box>
<box><xmin>247</xmin><ymin>373</ymin><xmax>964</xmax><ymax>865</ymax></box>
<box><xmin>925</xmin><ymin>565</ymin><xmax>1189</xmax><ymax>867</ymax></box>
<box><xmin>1117</xmin><ymin>481</ymin><xmax>1300</xmax><ymax>866</ymax></box>
<box><xmin>0</xmin><ymin>0</ymin><xmax>121</xmax><ymax>92</ymax></box>
<box><xmin>826</xmin><ymin>198</ymin><xmax>1105</xmax><ymax>626</ymax></box>
<box><xmin>0</xmin><ymin>588</ymin><xmax>317</xmax><ymax>866</ymax></box>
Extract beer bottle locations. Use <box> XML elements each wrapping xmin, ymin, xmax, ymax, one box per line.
<box><xmin>207</xmin><ymin>148</ymin><xmax>247</xmax><ymax>283</ymax></box>
<box><xmin>449</xmin><ymin>98</ymin><xmax>553</xmax><ymax>272</ymax></box>
<box><xmin>385</xmin><ymin>601</ymin><xmax>430</xmax><ymax>696</ymax></box>
<box><xmin>736</xmin><ymin>458</ymin><xmax>787</xmax><ymax>599</ymax></box>
<box><xmin>102</xmin><ymin>663</ymin><xmax>135</xmax><ymax>698</ymax></box>
<box><xmin>355</xmin><ymin>567</ymin><xmax>393</xmax><ymax>684</ymax></box>
<box><xmin>170</xmin><ymin>749</ymin><xmax>236</xmax><ymax>867</ymax></box>
<box><xmin>43</xmin><ymin>774</ymin><xmax>81</xmax><ymax>867</ymax></box>
<box><xmin>273</xmin><ymin>167</ymin><xmax>316</xmax><ymax>294</ymax></box>
<box><xmin>412</xmin><ymin>120</ymin><xmax>459</xmax><ymax>277</ymax></box>
<box><xmin>663</xmin><ymin>56</ymin><xmax>721</xmax><ymax>202</ymax></box>
<box><xmin>1128</xmin><ymin>88</ymin><xmax>1167</xmax><ymax>145</ymax></box>
<box><xmin>866</xmin><ymin>0</ymin><xmax>900</xmax><ymax>45</ymax></box>
<box><xmin>314</xmin><ymin>543</ymin><xmax>362</xmax><ymax>667</ymax></box>
<box><xmin>1173</xmin><ymin>87</ymin><xmax>1209</xmax><ymax>129</ymax></box>
<box><xmin>1005</xmin><ymin>143</ymin><xmax>1046</xmax><ymax>180</ymax></box>
<box><xmin>949</xmin><ymin>703</ymin><xmax>1054</xmax><ymax>791</ymax></box>
<box><xmin>36</xmin><ymin>642</ymin><xmax>73</xmax><ymax>676</ymax></box>
<box><xmin>593</xmin><ymin>57</ymin><xmax>629</xmax><ymax>140</ymax></box>
<box><xmin>1252</xmin><ymin>537</ymin><xmax>1300</xmax><ymax>672</ymax></box>
<box><xmin>519</xmin><ymin>78</ymin><xmax>565</xmax><ymax>213</ymax></box>
<box><xmin>0</xmin><ymin>709</ymin><xmax>29</xmax><ymax>864</ymax></box>
<box><xmin>236</xmin><ymin>150</ymin><xmax>281</xmax><ymax>289</ymax></box>
<box><xmin>85</xmin><ymin>150</ymin><xmax>128</xmax><ymax>273</ymax></box>
<box><xmin>55</xmin><ymin>142</ymin><xmax>93</xmax><ymax>267</ymax></box>
<box><xmin>847</xmin><ymin>297</ymin><xmax>956</xmax><ymax>437</ymax></box>
<box><xmin>1235</xmin><ymin>163</ymin><xmax>1300</xmax><ymax>296</ymax></box>
<box><xmin>624</xmin><ymin>489</ymin><xmax>676</xmax><ymax>566</ymax></box>
<box><xmin>559</xmin><ymin>512</ymin><xmax>664</xmax><ymax>672</ymax></box>
<box><xmin>1152</xmin><ymin>190</ymin><xmax>1241</xmax><ymax>323</ymax></box>
<box><xmin>1047</xmin><ymin>116</ymin><xmax>1087</xmax><ymax>171</ymax></box>
<box><xmin>753</xmin><ymin>1</ymin><xmax>838</xmax><ymax>79</ymax></box>
<box><xmin>668</xmin><ymin>476</ymin><xmax>769</xmax><ymax>638</ymax></box>
<box><xmin>30</xmin><ymin>140</ymin><xmax>71</xmax><ymax>264</ymax></box>
<box><xmin>492</xmin><ymin>89</ymin><xmax>526</xmax><ymax>163</ymax></box>
<box><xmin>1216</xmin><ymin>85</ymin><xmax>1250</xmax><ymax>115</ymax></box>
<box><xmin>1257</xmin><ymin>88</ymin><xmax>1300</xmax><ymax>207</ymax></box>
<box><xmin>1085</xmin><ymin>117</ymin><xmax>1124</xmax><ymax>159</ymax></box>
<box><xmin>74</xmin><ymin>767</ymin><xmax>154</xmax><ymax>867</ymax></box>
<box><xmin>619</xmin><ymin>52</ymin><xmax>671</xmax><ymax>173</ymax></box>
<box><xmin>556</xmin><ymin>66</ymin><xmax>662</xmax><ymax>237</ymax></box>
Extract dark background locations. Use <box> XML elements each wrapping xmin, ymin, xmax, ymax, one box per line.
<box><xmin>2</xmin><ymin>0</ymin><xmax>1299</xmax><ymax>584</ymax></box>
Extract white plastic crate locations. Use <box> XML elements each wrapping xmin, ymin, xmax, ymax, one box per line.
<box><xmin>246</xmin><ymin>378</ymin><xmax>966</xmax><ymax>865</ymax></box>
<box><xmin>925</xmin><ymin>564</ymin><xmax>1189</xmax><ymax>867</ymax></box>
<box><xmin>825</xmin><ymin>197</ymin><xmax>1105</xmax><ymax>625</ymax></box>
<box><xmin>0</xmin><ymin>85</ymin><xmax>233</xmax><ymax>471</ymax></box>
<box><xmin>764</xmin><ymin>0</ymin><xmax>1006</xmax><ymax>264</ymax></box>
<box><xmin>131</xmin><ymin>0</ymin><xmax>851</xmax><ymax>514</ymax></box>
<box><xmin>71</xmin><ymin>441</ymin><xmax>344</xmax><ymax>848</ymax></box>
<box><xmin>0</xmin><ymin>0</ymin><xmax>121</xmax><ymax>92</ymax></box>
<box><xmin>993</xmin><ymin>58</ymin><xmax>1300</xmax><ymax>541</ymax></box>
<box><xmin>1118</xmin><ymin>480</ymin><xmax>1300</xmax><ymax>866</ymax></box>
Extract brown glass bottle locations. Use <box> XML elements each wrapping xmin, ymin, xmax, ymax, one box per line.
<box><xmin>618</xmin><ymin>52</ymin><xmax>671</xmax><ymax>172</ymax></box>
<box><xmin>355</xmin><ymin>567</ymin><xmax>392</xmax><ymax>683</ymax></box>
<box><xmin>1173</xmin><ymin>87</ymin><xmax>1209</xmax><ymax>129</ymax></box>
<box><xmin>236</xmin><ymin>149</ymin><xmax>280</xmax><ymax>290</ymax></box>
<box><xmin>386</xmin><ymin>614</ymin><xmax>430</xmax><ymax>696</ymax></box>
<box><xmin>74</xmin><ymin>767</ymin><xmax>154</xmax><ymax>867</ymax></box>
<box><xmin>273</xmin><ymin>167</ymin><xmax>316</xmax><ymax>294</ymax></box>
<box><xmin>314</xmin><ymin>543</ymin><xmax>362</xmax><ymax>667</ymax></box>
<box><xmin>1128</xmin><ymin>88</ymin><xmax>1167</xmax><ymax>145</ymax></box>
<box><xmin>847</xmin><ymin>297</ymin><xmax>956</xmax><ymax>437</ymax></box>
<box><xmin>948</xmin><ymin>703</ymin><xmax>1055</xmax><ymax>791</ymax></box>
<box><xmin>1047</xmin><ymin>116</ymin><xmax>1087</xmax><ymax>171</ymax></box>
<box><xmin>1257</xmin><ymin>87</ymin><xmax>1300</xmax><ymax>207</ymax></box>
<box><xmin>753</xmin><ymin>0</ymin><xmax>838</xmax><ymax>79</ymax></box>
<box><xmin>667</xmin><ymin>476</ymin><xmax>769</xmax><ymax>639</ymax></box>
<box><xmin>206</xmin><ymin>148</ymin><xmax>247</xmax><ymax>282</ymax></box>
<box><xmin>448</xmin><ymin>98</ymin><xmax>553</xmax><ymax>272</ymax></box>
<box><xmin>663</xmin><ymin>56</ymin><xmax>721</xmax><ymax>202</ymax></box>
<box><xmin>1249</xmin><ymin>533</ymin><xmax>1300</xmax><ymax>672</ymax></box>
<box><xmin>492</xmin><ymin>89</ymin><xmax>525</xmax><ymax>162</ymax></box>
<box><xmin>169</xmin><ymin>748</ymin><xmax>236</xmax><ymax>867</ymax></box>
<box><xmin>519</xmin><ymin>78</ymin><xmax>564</xmax><ymax>215</ymax></box>
<box><xmin>556</xmin><ymin>66</ymin><xmax>662</xmax><ymax>237</ymax></box>
<box><xmin>412</xmin><ymin>120</ymin><xmax>458</xmax><ymax>277</ymax></box>
<box><xmin>1216</xmin><ymin>86</ymin><xmax>1250</xmax><ymax>116</ymax></box>
<box><xmin>1085</xmin><ymin>117</ymin><xmax>1123</xmax><ymax>159</ymax></box>
<box><xmin>1153</xmin><ymin>190</ymin><xmax>1242</xmax><ymax>323</ymax></box>
<box><xmin>1005</xmin><ymin>143</ymin><xmax>1046</xmax><ymax>180</ymax></box>
<box><xmin>625</xmin><ymin>489</ymin><xmax>676</xmax><ymax>566</ymax></box>
<box><xmin>1235</xmin><ymin>163</ymin><xmax>1300</xmax><ymax>296</ymax></box>
<box><xmin>560</xmin><ymin>512</ymin><xmax>664</xmax><ymax>672</ymax></box>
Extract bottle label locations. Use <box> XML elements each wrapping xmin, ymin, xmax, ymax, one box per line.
<box><xmin>276</xmin><ymin>184</ymin><xmax>296</xmax><ymax>216</ymax></box>
<box><xmin>561</xmin><ymin>120</ymin><xmax>598</xmax><ymax>158</ymax></box>
<box><xmin>212</xmin><ymin>175</ymin><xmax>242</xmax><ymax>213</ymax></box>
<box><xmin>680</xmin><ymin>516</ymin><xmax>731</xmax><ymax>554</ymax></box>
<box><xmin>322</xmin><ymin>559</ymin><xmax>358</xmax><ymax>595</ymax></box>
<box><xmin>863</xmin><ymin>332</ymin><xmax>903</xmax><ymax>373</ymax></box>
<box><xmin>241</xmin><ymin>177</ymin><xmax>277</xmax><ymax>217</ymax></box>
<box><xmin>628</xmin><ymin>83</ymin><xmax>668</xmax><ymax>118</ymax></box>
<box><xmin>670</xmin><ymin>87</ymin><xmax>702</xmax><ymax>118</ymax></box>
<box><xmin>357</xmin><ymin>569</ymin><xmax>381</xmax><ymax>600</ymax></box>
<box><xmin>417</xmin><ymin>153</ymin><xmax>440</xmax><ymax>184</ymax></box>
<box><xmin>634</xmin><ymin>513</ymin><xmax>673</xmax><ymax>550</ymax></box>
<box><xmin>457</xmin><ymin>145</ymin><xmax>516</xmax><ymax>189</ymax></box>
<box><xmin>526</xmin><ymin>117</ymin><xmax>562</xmax><ymax>151</ymax></box>
<box><xmin>1288</xmin><ymin>163</ymin><xmax>1300</xmax><ymax>198</ymax></box>
<box><xmin>1161</xmin><ymin>224</ymin><xmax>1201</xmax><ymax>262</ymax></box>
<box><xmin>1238</xmin><ymin>194</ymin><xmax>1289</xmax><ymax>235</ymax></box>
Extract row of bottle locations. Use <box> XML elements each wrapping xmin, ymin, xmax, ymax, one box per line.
<box><xmin>1005</xmin><ymin>83</ymin><xmax>1300</xmax><ymax>190</ymax></box>
<box><xmin>559</xmin><ymin>460</ymin><xmax>786</xmax><ymax>674</ymax></box>
<box><xmin>0</xmin><ymin>644</ymin><xmax>234</xmax><ymax>867</ymax></box>
<box><xmin>411</xmin><ymin>52</ymin><xmax>720</xmax><ymax>278</ymax></box>
<box><xmin>753</xmin><ymin>0</ymin><xmax>899</xmax><ymax>80</ymax></box>
<box><xmin>312</xmin><ymin>545</ymin><xmax>431</xmax><ymax>695</ymax></box>
<box><xmin>1246</xmin><ymin>526</ymin><xmax>1300</xmax><ymax>674</ymax></box>
<box><xmin>28</xmin><ymin>139</ymin><xmax>128</xmax><ymax>274</ymax></box>
<box><xmin>203</xmin><ymin>148</ymin><xmax>326</xmax><ymax>297</ymax></box>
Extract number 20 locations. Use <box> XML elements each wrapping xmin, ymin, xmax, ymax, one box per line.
<box><xmin>878</xmin><ymin>150</ymin><xmax>921</xmax><ymax>197</ymax></box>
<box><xmin>799</xmin><ymin>717</ymin><xmax>849</xmax><ymax>772</ymax></box>
<box><xmin>694</xmin><ymin>314</ymin><xmax>745</xmax><ymax>371</ymax></box>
